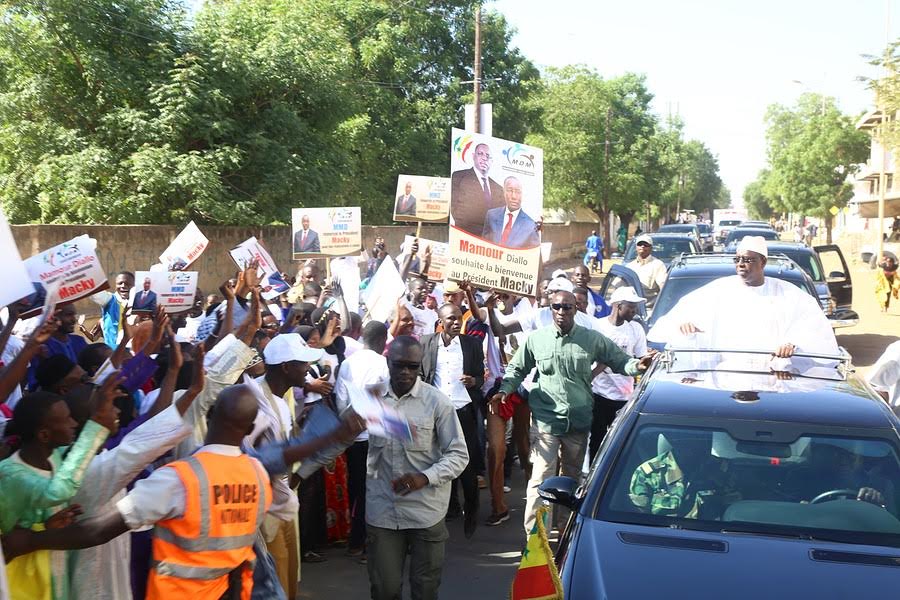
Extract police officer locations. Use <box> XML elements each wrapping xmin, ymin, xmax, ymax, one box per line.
<box><xmin>2</xmin><ymin>385</ymin><xmax>272</xmax><ymax>599</ymax></box>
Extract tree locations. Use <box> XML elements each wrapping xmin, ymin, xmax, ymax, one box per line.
<box><xmin>743</xmin><ymin>170</ymin><xmax>781</xmax><ymax>220</ymax></box>
<box><xmin>526</xmin><ymin>67</ymin><xmax>665</xmax><ymax>253</ymax></box>
<box><xmin>763</xmin><ymin>93</ymin><xmax>868</xmax><ymax>243</ymax></box>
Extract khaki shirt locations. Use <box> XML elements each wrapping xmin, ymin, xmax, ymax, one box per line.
<box><xmin>366</xmin><ymin>380</ymin><xmax>468</xmax><ymax>530</ymax></box>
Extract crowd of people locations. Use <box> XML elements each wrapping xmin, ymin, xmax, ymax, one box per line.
<box><xmin>0</xmin><ymin>227</ymin><xmax>891</xmax><ymax>600</ymax></box>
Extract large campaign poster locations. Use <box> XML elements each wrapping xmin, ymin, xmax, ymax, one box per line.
<box><xmin>20</xmin><ymin>235</ymin><xmax>108</xmax><ymax>317</ymax></box>
<box><xmin>291</xmin><ymin>207</ymin><xmax>361</xmax><ymax>259</ymax></box>
<box><xmin>392</xmin><ymin>176</ymin><xmax>451</xmax><ymax>222</ymax></box>
<box><xmin>448</xmin><ymin>129</ymin><xmax>543</xmax><ymax>296</ymax></box>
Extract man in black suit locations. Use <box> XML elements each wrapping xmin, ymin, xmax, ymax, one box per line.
<box><xmin>450</xmin><ymin>142</ymin><xmax>504</xmax><ymax>235</ymax></box>
<box><xmin>132</xmin><ymin>277</ymin><xmax>157</xmax><ymax>312</ymax></box>
<box><xmin>395</xmin><ymin>181</ymin><xmax>417</xmax><ymax>217</ymax></box>
<box><xmin>293</xmin><ymin>214</ymin><xmax>321</xmax><ymax>253</ymax></box>
<box><xmin>419</xmin><ymin>303</ymin><xmax>484</xmax><ymax>538</ymax></box>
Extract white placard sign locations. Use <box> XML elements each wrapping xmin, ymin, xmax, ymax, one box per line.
<box><xmin>159</xmin><ymin>221</ymin><xmax>209</xmax><ymax>270</ymax></box>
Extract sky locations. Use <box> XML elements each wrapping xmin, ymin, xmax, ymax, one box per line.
<box><xmin>492</xmin><ymin>0</ymin><xmax>899</xmax><ymax>207</ymax></box>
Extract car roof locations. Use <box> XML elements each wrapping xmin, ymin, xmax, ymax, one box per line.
<box><xmin>638</xmin><ymin>356</ymin><xmax>895</xmax><ymax>429</ymax></box>
<box><xmin>642</xmin><ymin>232</ymin><xmax>696</xmax><ymax>239</ymax></box>
<box><xmin>667</xmin><ymin>255</ymin><xmax>809</xmax><ymax>282</ymax></box>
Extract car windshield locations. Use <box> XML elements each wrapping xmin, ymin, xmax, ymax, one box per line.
<box><xmin>725</xmin><ymin>229</ymin><xmax>779</xmax><ymax>244</ymax></box>
<box><xmin>777</xmin><ymin>250</ymin><xmax>824</xmax><ymax>282</ymax></box>
<box><xmin>717</xmin><ymin>220</ymin><xmax>742</xmax><ymax>227</ymax></box>
<box><xmin>624</xmin><ymin>239</ymin><xmax>696</xmax><ymax>263</ymax></box>
<box><xmin>696</xmin><ymin>223</ymin><xmax>711</xmax><ymax>234</ymax></box>
<box><xmin>597</xmin><ymin>422</ymin><xmax>900</xmax><ymax>546</ymax></box>
<box><xmin>648</xmin><ymin>273</ymin><xmax>809</xmax><ymax>327</ymax></box>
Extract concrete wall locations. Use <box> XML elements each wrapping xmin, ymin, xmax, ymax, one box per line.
<box><xmin>11</xmin><ymin>221</ymin><xmax>598</xmax><ymax>292</ymax></box>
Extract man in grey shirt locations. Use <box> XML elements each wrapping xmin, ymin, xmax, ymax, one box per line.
<box><xmin>366</xmin><ymin>336</ymin><xmax>469</xmax><ymax>600</ymax></box>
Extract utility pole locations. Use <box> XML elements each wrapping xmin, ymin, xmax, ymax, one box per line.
<box><xmin>473</xmin><ymin>3</ymin><xmax>482</xmax><ymax>134</ymax></box>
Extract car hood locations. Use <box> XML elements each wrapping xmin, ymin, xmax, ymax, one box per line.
<box><xmin>565</xmin><ymin>520</ymin><xmax>900</xmax><ymax>600</ymax></box>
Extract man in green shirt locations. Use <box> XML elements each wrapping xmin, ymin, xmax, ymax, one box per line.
<box><xmin>490</xmin><ymin>290</ymin><xmax>653</xmax><ymax>535</ymax></box>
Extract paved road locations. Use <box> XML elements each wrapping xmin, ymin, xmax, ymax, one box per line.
<box><xmin>297</xmin><ymin>470</ymin><xmax>529</xmax><ymax>599</ymax></box>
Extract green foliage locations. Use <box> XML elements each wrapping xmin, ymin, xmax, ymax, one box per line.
<box><xmin>763</xmin><ymin>93</ymin><xmax>868</xmax><ymax>230</ymax></box>
<box><xmin>0</xmin><ymin>0</ymin><xmax>539</xmax><ymax>224</ymax></box>
<box><xmin>870</xmin><ymin>41</ymin><xmax>900</xmax><ymax>150</ymax></box>
<box><xmin>525</xmin><ymin>67</ymin><xmax>723</xmax><ymax>247</ymax></box>
<box><xmin>743</xmin><ymin>170</ymin><xmax>780</xmax><ymax>220</ymax></box>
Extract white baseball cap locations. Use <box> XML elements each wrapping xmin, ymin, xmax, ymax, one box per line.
<box><xmin>609</xmin><ymin>286</ymin><xmax>646</xmax><ymax>304</ymax></box>
<box><xmin>263</xmin><ymin>333</ymin><xmax>324</xmax><ymax>364</ymax></box>
<box><xmin>546</xmin><ymin>277</ymin><xmax>574</xmax><ymax>293</ymax></box>
<box><xmin>736</xmin><ymin>235</ymin><xmax>768</xmax><ymax>258</ymax></box>
<box><xmin>551</xmin><ymin>268</ymin><xmax>568</xmax><ymax>280</ymax></box>
<box><xmin>635</xmin><ymin>234</ymin><xmax>653</xmax><ymax>246</ymax></box>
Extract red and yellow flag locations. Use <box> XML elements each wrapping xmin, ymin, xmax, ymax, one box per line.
<box><xmin>510</xmin><ymin>506</ymin><xmax>563</xmax><ymax>600</ymax></box>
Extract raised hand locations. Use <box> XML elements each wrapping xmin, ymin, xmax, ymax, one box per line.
<box><xmin>91</xmin><ymin>372</ymin><xmax>126</xmax><ymax>431</ymax></box>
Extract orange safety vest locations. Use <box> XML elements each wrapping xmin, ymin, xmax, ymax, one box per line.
<box><xmin>146</xmin><ymin>451</ymin><xmax>272</xmax><ymax>600</ymax></box>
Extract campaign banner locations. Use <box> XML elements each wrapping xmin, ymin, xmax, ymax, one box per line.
<box><xmin>0</xmin><ymin>208</ymin><xmax>35</xmax><ymax>308</ymax></box>
<box><xmin>159</xmin><ymin>221</ymin><xmax>209</xmax><ymax>270</ymax></box>
<box><xmin>392</xmin><ymin>175</ymin><xmax>451</xmax><ymax>222</ymax></box>
<box><xmin>448</xmin><ymin>129</ymin><xmax>543</xmax><ymax>296</ymax></box>
<box><xmin>131</xmin><ymin>270</ymin><xmax>199</xmax><ymax>313</ymax></box>
<box><xmin>403</xmin><ymin>235</ymin><xmax>449</xmax><ymax>282</ymax></box>
<box><xmin>20</xmin><ymin>235</ymin><xmax>108</xmax><ymax>317</ymax></box>
<box><xmin>291</xmin><ymin>207</ymin><xmax>361</xmax><ymax>259</ymax></box>
<box><xmin>229</xmin><ymin>237</ymin><xmax>290</xmax><ymax>301</ymax></box>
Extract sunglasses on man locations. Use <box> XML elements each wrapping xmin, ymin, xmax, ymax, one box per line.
<box><xmin>551</xmin><ymin>302</ymin><xmax>574</xmax><ymax>312</ymax></box>
<box><xmin>732</xmin><ymin>256</ymin><xmax>760</xmax><ymax>265</ymax></box>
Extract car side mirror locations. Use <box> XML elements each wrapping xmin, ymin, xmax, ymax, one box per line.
<box><xmin>538</xmin><ymin>476</ymin><xmax>582</xmax><ymax>510</ymax></box>
<box><xmin>828</xmin><ymin>271</ymin><xmax>845</xmax><ymax>279</ymax></box>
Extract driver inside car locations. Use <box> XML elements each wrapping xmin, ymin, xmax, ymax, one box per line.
<box><xmin>629</xmin><ymin>433</ymin><xmax>740</xmax><ymax>519</ymax></box>
<box><xmin>801</xmin><ymin>442</ymin><xmax>894</xmax><ymax>509</ymax></box>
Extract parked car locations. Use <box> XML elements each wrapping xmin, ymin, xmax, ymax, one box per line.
<box><xmin>621</xmin><ymin>233</ymin><xmax>701</xmax><ymax>268</ymax></box>
<box><xmin>723</xmin><ymin>227</ymin><xmax>780</xmax><ymax>251</ymax></box>
<box><xmin>539</xmin><ymin>349</ymin><xmax>900</xmax><ymax>600</ymax></box>
<box><xmin>643</xmin><ymin>254</ymin><xmax>850</xmax><ymax>349</ymax></box>
<box><xmin>656</xmin><ymin>223</ymin><xmax>714</xmax><ymax>252</ymax></box>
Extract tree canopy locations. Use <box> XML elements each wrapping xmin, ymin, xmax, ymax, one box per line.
<box><xmin>760</xmin><ymin>93</ymin><xmax>868</xmax><ymax>240</ymax></box>
<box><xmin>0</xmin><ymin>1</ymin><xmax>720</xmax><ymax>228</ymax></box>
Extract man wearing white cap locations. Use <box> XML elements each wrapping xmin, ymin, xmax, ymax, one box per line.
<box><xmin>589</xmin><ymin>286</ymin><xmax>648</xmax><ymax>462</ymax></box>
<box><xmin>647</xmin><ymin>236</ymin><xmax>838</xmax><ymax>359</ymax></box>
<box><xmin>626</xmin><ymin>234</ymin><xmax>668</xmax><ymax>306</ymax></box>
<box><xmin>250</xmin><ymin>333</ymin><xmax>324</xmax><ymax>599</ymax></box>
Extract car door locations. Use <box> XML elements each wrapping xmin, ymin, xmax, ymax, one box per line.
<box><xmin>814</xmin><ymin>244</ymin><xmax>852</xmax><ymax>308</ymax></box>
<box><xmin>598</xmin><ymin>264</ymin><xmax>648</xmax><ymax>326</ymax></box>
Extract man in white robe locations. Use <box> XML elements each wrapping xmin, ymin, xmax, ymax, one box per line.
<box><xmin>647</xmin><ymin>236</ymin><xmax>839</xmax><ymax>363</ymax></box>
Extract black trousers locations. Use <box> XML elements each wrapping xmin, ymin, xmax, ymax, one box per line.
<box><xmin>299</xmin><ymin>468</ymin><xmax>327</xmax><ymax>553</ymax></box>
<box><xmin>346</xmin><ymin>440</ymin><xmax>369</xmax><ymax>550</ymax></box>
<box><xmin>589</xmin><ymin>393</ymin><xmax>626</xmax><ymax>464</ymax></box>
<box><xmin>449</xmin><ymin>402</ymin><xmax>480</xmax><ymax>515</ymax></box>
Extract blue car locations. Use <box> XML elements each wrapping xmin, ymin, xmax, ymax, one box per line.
<box><xmin>539</xmin><ymin>350</ymin><xmax>900</xmax><ymax>599</ymax></box>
